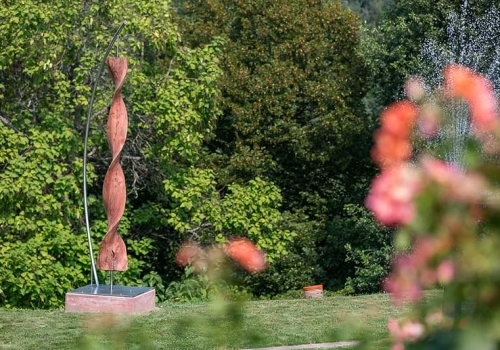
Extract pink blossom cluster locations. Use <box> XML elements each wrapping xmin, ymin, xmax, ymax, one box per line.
<box><xmin>366</xmin><ymin>64</ymin><xmax>497</xmax><ymax>227</ymax></box>
<box><xmin>420</xmin><ymin>156</ymin><xmax>487</xmax><ymax>204</ymax></box>
<box><xmin>383</xmin><ymin>237</ymin><xmax>454</xmax><ymax>305</ymax></box>
<box><xmin>371</xmin><ymin>101</ymin><xmax>418</xmax><ymax>169</ymax></box>
<box><xmin>366</xmin><ymin>100</ymin><xmax>421</xmax><ymax>226</ymax></box>
<box><xmin>384</xmin><ymin>237</ymin><xmax>455</xmax><ymax>349</ymax></box>
<box><xmin>365</xmin><ymin>164</ymin><xmax>421</xmax><ymax>226</ymax></box>
<box><xmin>367</xmin><ymin>64</ymin><xmax>500</xmax><ymax>349</ymax></box>
<box><xmin>388</xmin><ymin>318</ymin><xmax>425</xmax><ymax>350</ymax></box>
<box><xmin>444</xmin><ymin>64</ymin><xmax>499</xmax><ymax>137</ymax></box>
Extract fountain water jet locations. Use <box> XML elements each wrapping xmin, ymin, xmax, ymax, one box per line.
<box><xmin>416</xmin><ymin>1</ymin><xmax>500</xmax><ymax>166</ymax></box>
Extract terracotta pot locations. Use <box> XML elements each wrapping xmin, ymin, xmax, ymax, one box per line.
<box><xmin>303</xmin><ymin>284</ymin><xmax>323</xmax><ymax>298</ymax></box>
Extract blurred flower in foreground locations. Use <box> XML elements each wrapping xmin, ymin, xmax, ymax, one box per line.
<box><xmin>436</xmin><ymin>259</ymin><xmax>454</xmax><ymax>284</ymax></box>
<box><xmin>417</xmin><ymin>103</ymin><xmax>441</xmax><ymax>138</ymax></box>
<box><xmin>365</xmin><ymin>164</ymin><xmax>421</xmax><ymax>226</ymax></box>
<box><xmin>383</xmin><ymin>237</ymin><xmax>454</xmax><ymax>305</ymax></box>
<box><xmin>224</xmin><ymin>238</ymin><xmax>266</xmax><ymax>273</ymax></box>
<box><xmin>420</xmin><ymin>155</ymin><xmax>488</xmax><ymax>204</ymax></box>
<box><xmin>388</xmin><ymin>318</ymin><xmax>424</xmax><ymax>350</ymax></box>
<box><xmin>176</xmin><ymin>241</ymin><xmax>201</xmax><ymax>267</ymax></box>
<box><xmin>175</xmin><ymin>238</ymin><xmax>266</xmax><ymax>273</ymax></box>
<box><xmin>371</xmin><ymin>101</ymin><xmax>418</xmax><ymax>168</ymax></box>
<box><xmin>368</xmin><ymin>64</ymin><xmax>500</xmax><ymax>349</ymax></box>
<box><xmin>444</xmin><ymin>64</ymin><xmax>498</xmax><ymax>137</ymax></box>
<box><xmin>383</xmin><ymin>254</ymin><xmax>423</xmax><ymax>305</ymax></box>
<box><xmin>404</xmin><ymin>76</ymin><xmax>426</xmax><ymax>102</ymax></box>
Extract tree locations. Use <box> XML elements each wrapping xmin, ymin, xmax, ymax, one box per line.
<box><xmin>0</xmin><ymin>0</ymin><xmax>296</xmax><ymax>307</ymax></box>
<box><xmin>177</xmin><ymin>0</ymin><xmax>372</xmax><ymax>217</ymax></box>
<box><xmin>174</xmin><ymin>0</ymin><xmax>380</xmax><ymax>291</ymax></box>
<box><xmin>0</xmin><ymin>0</ymin><xmax>187</xmax><ymax>308</ymax></box>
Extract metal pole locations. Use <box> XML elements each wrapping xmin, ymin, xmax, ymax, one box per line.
<box><xmin>110</xmin><ymin>270</ymin><xmax>114</xmax><ymax>293</ymax></box>
<box><xmin>83</xmin><ymin>21</ymin><xmax>127</xmax><ymax>287</ymax></box>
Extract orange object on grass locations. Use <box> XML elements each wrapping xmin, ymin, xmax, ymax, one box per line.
<box><xmin>303</xmin><ymin>284</ymin><xmax>323</xmax><ymax>291</ymax></box>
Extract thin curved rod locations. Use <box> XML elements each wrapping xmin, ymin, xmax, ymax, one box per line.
<box><xmin>83</xmin><ymin>21</ymin><xmax>127</xmax><ymax>287</ymax></box>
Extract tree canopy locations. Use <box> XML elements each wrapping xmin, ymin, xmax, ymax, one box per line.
<box><xmin>177</xmin><ymin>0</ymin><xmax>374</xmax><ymax>218</ymax></box>
<box><xmin>173</xmin><ymin>0</ymin><xmax>383</xmax><ymax>290</ymax></box>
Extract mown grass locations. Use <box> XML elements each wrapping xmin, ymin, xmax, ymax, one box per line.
<box><xmin>0</xmin><ymin>291</ymin><xmax>442</xmax><ymax>350</ymax></box>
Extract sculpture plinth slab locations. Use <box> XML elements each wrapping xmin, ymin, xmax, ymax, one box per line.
<box><xmin>65</xmin><ymin>285</ymin><xmax>156</xmax><ymax>314</ymax></box>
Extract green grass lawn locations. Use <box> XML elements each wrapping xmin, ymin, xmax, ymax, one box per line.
<box><xmin>0</xmin><ymin>292</ymin><xmax>438</xmax><ymax>350</ymax></box>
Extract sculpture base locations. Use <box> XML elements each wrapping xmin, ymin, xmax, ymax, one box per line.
<box><xmin>65</xmin><ymin>285</ymin><xmax>156</xmax><ymax>314</ymax></box>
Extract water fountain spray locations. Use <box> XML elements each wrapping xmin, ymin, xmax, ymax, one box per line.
<box><xmin>417</xmin><ymin>1</ymin><xmax>500</xmax><ymax>166</ymax></box>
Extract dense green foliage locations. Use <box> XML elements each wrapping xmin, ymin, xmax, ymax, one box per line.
<box><xmin>4</xmin><ymin>0</ymin><xmax>491</xmax><ymax>309</ymax></box>
<box><xmin>174</xmin><ymin>0</ymin><xmax>382</xmax><ymax>293</ymax></box>
<box><xmin>0</xmin><ymin>0</ymin><xmax>178</xmax><ymax>308</ymax></box>
<box><xmin>177</xmin><ymin>0</ymin><xmax>371</xmax><ymax>215</ymax></box>
<box><xmin>319</xmin><ymin>204</ymin><xmax>393</xmax><ymax>293</ymax></box>
<box><xmin>0</xmin><ymin>0</ymin><xmax>292</xmax><ymax>308</ymax></box>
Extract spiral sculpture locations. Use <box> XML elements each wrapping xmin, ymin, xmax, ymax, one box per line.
<box><xmin>96</xmin><ymin>57</ymin><xmax>128</xmax><ymax>272</ymax></box>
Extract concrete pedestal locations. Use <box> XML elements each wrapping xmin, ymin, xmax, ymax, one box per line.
<box><xmin>65</xmin><ymin>285</ymin><xmax>156</xmax><ymax>313</ymax></box>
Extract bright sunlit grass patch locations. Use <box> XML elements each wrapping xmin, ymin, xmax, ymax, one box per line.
<box><xmin>0</xmin><ymin>291</ymin><xmax>442</xmax><ymax>350</ymax></box>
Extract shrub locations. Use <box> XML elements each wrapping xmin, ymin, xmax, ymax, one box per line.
<box><xmin>165</xmin><ymin>266</ymin><xmax>217</xmax><ymax>303</ymax></box>
<box><xmin>240</xmin><ymin>213</ymin><xmax>319</xmax><ymax>297</ymax></box>
<box><xmin>318</xmin><ymin>204</ymin><xmax>393</xmax><ymax>292</ymax></box>
<box><xmin>343</xmin><ymin>243</ymin><xmax>393</xmax><ymax>294</ymax></box>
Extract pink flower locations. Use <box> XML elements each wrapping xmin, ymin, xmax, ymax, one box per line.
<box><xmin>392</xmin><ymin>343</ymin><xmax>405</xmax><ymax>350</ymax></box>
<box><xmin>452</xmin><ymin>172</ymin><xmax>488</xmax><ymax>203</ymax></box>
<box><xmin>417</xmin><ymin>103</ymin><xmax>441</xmax><ymax>138</ymax></box>
<box><xmin>405</xmin><ymin>76</ymin><xmax>426</xmax><ymax>102</ymax></box>
<box><xmin>365</xmin><ymin>164</ymin><xmax>421</xmax><ymax>226</ymax></box>
<box><xmin>371</xmin><ymin>131</ymin><xmax>413</xmax><ymax>169</ymax></box>
<box><xmin>380</xmin><ymin>101</ymin><xmax>419</xmax><ymax>138</ymax></box>
<box><xmin>419</xmin><ymin>268</ymin><xmax>437</xmax><ymax>287</ymax></box>
<box><xmin>411</xmin><ymin>237</ymin><xmax>439</xmax><ymax>267</ymax></box>
<box><xmin>175</xmin><ymin>241</ymin><xmax>201</xmax><ymax>267</ymax></box>
<box><xmin>388</xmin><ymin>318</ymin><xmax>401</xmax><ymax>337</ymax></box>
<box><xmin>420</xmin><ymin>155</ymin><xmax>460</xmax><ymax>184</ymax></box>
<box><xmin>444</xmin><ymin>64</ymin><xmax>499</xmax><ymax>137</ymax></box>
<box><xmin>224</xmin><ymin>238</ymin><xmax>266</xmax><ymax>273</ymax></box>
<box><xmin>372</xmin><ymin>101</ymin><xmax>418</xmax><ymax>168</ymax></box>
<box><xmin>385</xmin><ymin>235</ymin><xmax>455</xmax><ymax>306</ymax></box>
<box><xmin>420</xmin><ymin>155</ymin><xmax>487</xmax><ymax>203</ymax></box>
<box><xmin>444</xmin><ymin>64</ymin><xmax>475</xmax><ymax>97</ymax></box>
<box><xmin>384</xmin><ymin>255</ymin><xmax>423</xmax><ymax>304</ymax></box>
<box><xmin>401</xmin><ymin>321</ymin><xmax>425</xmax><ymax>341</ymax></box>
<box><xmin>437</xmin><ymin>259</ymin><xmax>455</xmax><ymax>284</ymax></box>
<box><xmin>470</xmin><ymin>87</ymin><xmax>498</xmax><ymax>136</ymax></box>
<box><xmin>388</xmin><ymin>318</ymin><xmax>425</xmax><ymax>349</ymax></box>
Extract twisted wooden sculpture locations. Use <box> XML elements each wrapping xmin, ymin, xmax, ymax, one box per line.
<box><xmin>96</xmin><ymin>57</ymin><xmax>128</xmax><ymax>271</ymax></box>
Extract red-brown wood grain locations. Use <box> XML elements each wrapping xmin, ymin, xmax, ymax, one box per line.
<box><xmin>97</xmin><ymin>57</ymin><xmax>129</xmax><ymax>271</ymax></box>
